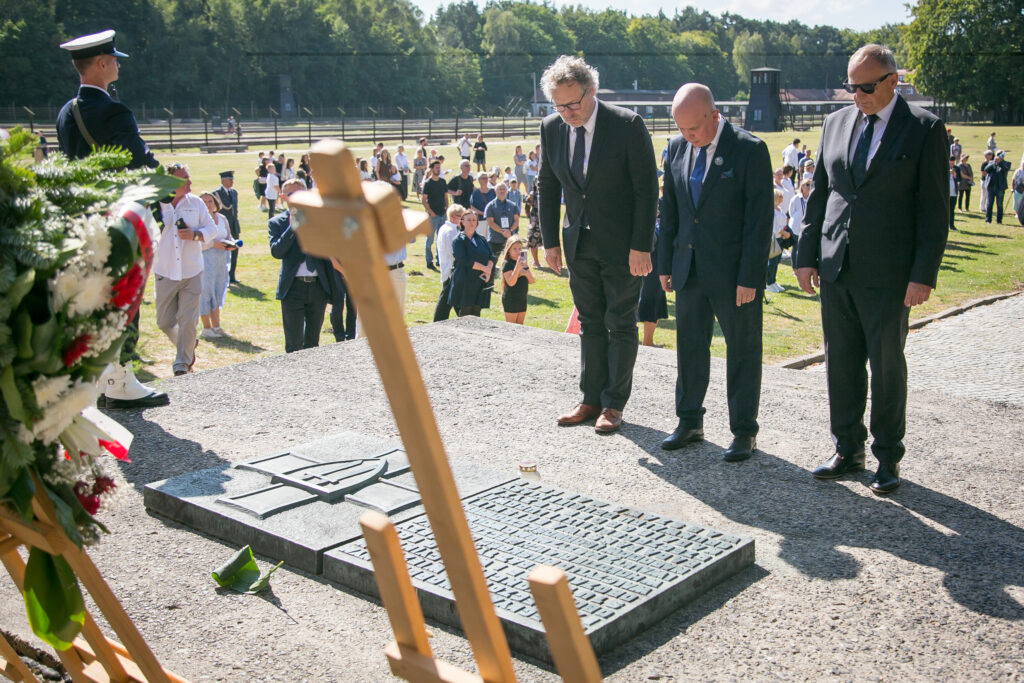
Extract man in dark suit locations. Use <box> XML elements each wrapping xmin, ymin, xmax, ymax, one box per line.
<box><xmin>214</xmin><ymin>171</ymin><xmax>242</xmax><ymax>283</ymax></box>
<box><xmin>56</xmin><ymin>30</ymin><xmax>157</xmax><ymax>170</ymax></box>
<box><xmin>269</xmin><ymin>179</ymin><xmax>333</xmax><ymax>353</ymax></box>
<box><xmin>795</xmin><ymin>44</ymin><xmax>948</xmax><ymax>494</ymax></box>
<box><xmin>538</xmin><ymin>55</ymin><xmax>658</xmax><ymax>433</ymax></box>
<box><xmin>657</xmin><ymin>84</ymin><xmax>773</xmax><ymax>462</ymax></box>
<box><xmin>982</xmin><ymin>150</ymin><xmax>1011</xmax><ymax>224</ymax></box>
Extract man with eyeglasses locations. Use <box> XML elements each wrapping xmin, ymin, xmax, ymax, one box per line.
<box><xmin>538</xmin><ymin>55</ymin><xmax>658</xmax><ymax>434</ymax></box>
<box><xmin>794</xmin><ymin>43</ymin><xmax>948</xmax><ymax>495</ymax></box>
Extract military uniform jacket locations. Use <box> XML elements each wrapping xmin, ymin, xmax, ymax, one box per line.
<box><xmin>56</xmin><ymin>85</ymin><xmax>158</xmax><ymax>169</ymax></box>
<box><xmin>214</xmin><ymin>186</ymin><xmax>241</xmax><ymax>238</ymax></box>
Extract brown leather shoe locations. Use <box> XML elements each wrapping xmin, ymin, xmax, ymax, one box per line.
<box><xmin>556</xmin><ymin>403</ymin><xmax>601</xmax><ymax>426</ymax></box>
<box><xmin>594</xmin><ymin>408</ymin><xmax>623</xmax><ymax>433</ymax></box>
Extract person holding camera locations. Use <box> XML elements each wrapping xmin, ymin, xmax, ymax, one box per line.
<box><xmin>155</xmin><ymin>164</ymin><xmax>217</xmax><ymax>376</ymax></box>
<box><xmin>448</xmin><ymin>212</ymin><xmax>494</xmax><ymax>317</ymax></box>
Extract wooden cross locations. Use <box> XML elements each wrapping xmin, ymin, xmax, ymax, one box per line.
<box><xmin>288</xmin><ymin>140</ymin><xmax>601</xmax><ymax>683</ymax></box>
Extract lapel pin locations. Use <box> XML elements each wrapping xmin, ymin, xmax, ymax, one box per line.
<box><xmin>714</xmin><ymin>156</ymin><xmax>724</xmax><ymax>166</ymax></box>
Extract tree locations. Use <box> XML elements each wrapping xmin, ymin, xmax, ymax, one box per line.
<box><xmin>903</xmin><ymin>0</ymin><xmax>1024</xmax><ymax>122</ymax></box>
<box><xmin>732</xmin><ymin>30</ymin><xmax>765</xmax><ymax>92</ymax></box>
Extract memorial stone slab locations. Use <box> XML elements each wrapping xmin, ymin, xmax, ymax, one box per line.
<box><xmin>144</xmin><ymin>431</ymin><xmax>754</xmax><ymax>663</ymax></box>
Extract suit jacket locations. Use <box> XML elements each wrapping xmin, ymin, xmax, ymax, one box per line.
<box><xmin>796</xmin><ymin>96</ymin><xmax>948</xmax><ymax>289</ymax></box>
<box><xmin>56</xmin><ymin>86</ymin><xmax>158</xmax><ymax>169</ymax></box>
<box><xmin>214</xmin><ymin>186</ymin><xmax>241</xmax><ymax>237</ymax></box>
<box><xmin>538</xmin><ymin>100</ymin><xmax>657</xmax><ymax>265</ymax></box>
<box><xmin>656</xmin><ymin>120</ymin><xmax>774</xmax><ymax>293</ymax></box>
<box><xmin>982</xmin><ymin>159</ymin><xmax>1011</xmax><ymax>193</ymax></box>
<box><xmin>267</xmin><ymin>210</ymin><xmax>332</xmax><ymax>300</ymax></box>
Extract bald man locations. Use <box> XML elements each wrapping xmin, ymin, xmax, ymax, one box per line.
<box><xmin>656</xmin><ymin>84</ymin><xmax>773</xmax><ymax>462</ymax></box>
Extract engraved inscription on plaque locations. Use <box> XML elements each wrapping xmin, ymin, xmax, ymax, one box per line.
<box><xmin>324</xmin><ymin>479</ymin><xmax>755</xmax><ymax>658</ymax></box>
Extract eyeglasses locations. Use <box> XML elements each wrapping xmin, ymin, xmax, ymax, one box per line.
<box><xmin>841</xmin><ymin>73</ymin><xmax>894</xmax><ymax>94</ymax></box>
<box><xmin>552</xmin><ymin>88</ymin><xmax>590</xmax><ymax>113</ymax></box>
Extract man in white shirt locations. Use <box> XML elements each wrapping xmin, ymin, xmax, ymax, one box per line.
<box><xmin>456</xmin><ymin>134</ymin><xmax>472</xmax><ymax>160</ymax></box>
<box><xmin>433</xmin><ymin>204</ymin><xmax>465</xmax><ymax>321</ymax></box>
<box><xmin>394</xmin><ymin>145</ymin><xmax>410</xmax><ymax>200</ymax></box>
<box><xmin>781</xmin><ymin>138</ymin><xmax>801</xmax><ymax>169</ymax></box>
<box><xmin>154</xmin><ymin>163</ymin><xmax>217</xmax><ymax>375</ymax></box>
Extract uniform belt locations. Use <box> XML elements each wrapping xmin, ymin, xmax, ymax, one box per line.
<box><xmin>388</xmin><ymin>262</ymin><xmax>405</xmax><ymax>270</ymax></box>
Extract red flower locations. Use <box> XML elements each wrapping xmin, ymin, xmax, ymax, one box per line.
<box><xmin>73</xmin><ymin>481</ymin><xmax>100</xmax><ymax>515</ymax></box>
<box><xmin>62</xmin><ymin>334</ymin><xmax>91</xmax><ymax>367</ymax></box>
<box><xmin>99</xmin><ymin>439</ymin><xmax>130</xmax><ymax>462</ymax></box>
<box><xmin>110</xmin><ymin>264</ymin><xmax>144</xmax><ymax>308</ymax></box>
<box><xmin>92</xmin><ymin>476</ymin><xmax>116</xmax><ymax>497</ymax></box>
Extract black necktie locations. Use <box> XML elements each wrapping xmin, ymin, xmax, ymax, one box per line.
<box><xmin>304</xmin><ymin>255</ymin><xmax>318</xmax><ymax>274</ymax></box>
<box><xmin>571</xmin><ymin>127</ymin><xmax>586</xmax><ymax>187</ymax></box>
<box><xmin>851</xmin><ymin>113</ymin><xmax>878</xmax><ymax>186</ymax></box>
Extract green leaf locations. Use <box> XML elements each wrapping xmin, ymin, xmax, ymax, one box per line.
<box><xmin>3</xmin><ymin>266</ymin><xmax>35</xmax><ymax>306</ymax></box>
<box><xmin>22</xmin><ymin>548</ymin><xmax>85</xmax><ymax>651</ymax></box>
<box><xmin>12</xmin><ymin>309</ymin><xmax>33</xmax><ymax>359</ymax></box>
<box><xmin>0</xmin><ymin>364</ymin><xmax>26</xmax><ymax>422</ymax></box>
<box><xmin>212</xmin><ymin>546</ymin><xmax>280</xmax><ymax>593</ymax></box>
<box><xmin>43</xmin><ymin>484</ymin><xmax>84</xmax><ymax>549</ymax></box>
<box><xmin>2</xmin><ymin>468</ymin><xmax>35</xmax><ymax>520</ymax></box>
<box><xmin>247</xmin><ymin>561</ymin><xmax>284</xmax><ymax>594</ymax></box>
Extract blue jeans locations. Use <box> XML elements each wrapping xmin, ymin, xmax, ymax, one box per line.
<box><xmin>425</xmin><ymin>215</ymin><xmax>444</xmax><ymax>266</ymax></box>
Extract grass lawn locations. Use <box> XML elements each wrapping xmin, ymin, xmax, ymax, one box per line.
<box><xmin>134</xmin><ymin>125</ymin><xmax>1024</xmax><ymax>381</ymax></box>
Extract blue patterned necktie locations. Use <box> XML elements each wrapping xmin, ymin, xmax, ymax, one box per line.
<box><xmin>571</xmin><ymin>126</ymin><xmax>586</xmax><ymax>187</ymax></box>
<box><xmin>689</xmin><ymin>145</ymin><xmax>708</xmax><ymax>206</ymax></box>
<box><xmin>851</xmin><ymin>113</ymin><xmax>878</xmax><ymax>186</ymax></box>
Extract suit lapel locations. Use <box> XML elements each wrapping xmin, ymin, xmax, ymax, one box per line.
<box><xmin>863</xmin><ymin>96</ymin><xmax>910</xmax><ymax>183</ymax></box>
<box><xmin>582</xmin><ymin>103</ymin><xmax>607</xmax><ymax>190</ymax></box>
<box><xmin>696</xmin><ymin>121</ymin><xmax>735</xmax><ymax>212</ymax></box>
<box><xmin>838</xmin><ymin>105</ymin><xmax>860</xmax><ymax>180</ymax></box>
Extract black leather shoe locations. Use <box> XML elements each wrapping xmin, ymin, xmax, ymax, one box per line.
<box><xmin>661</xmin><ymin>425</ymin><xmax>704</xmax><ymax>450</ymax></box>
<box><xmin>812</xmin><ymin>450</ymin><xmax>866</xmax><ymax>479</ymax></box>
<box><xmin>869</xmin><ymin>463</ymin><xmax>901</xmax><ymax>495</ymax></box>
<box><xmin>722</xmin><ymin>436</ymin><xmax>756</xmax><ymax>462</ymax></box>
<box><xmin>98</xmin><ymin>391</ymin><xmax>170</xmax><ymax>410</ymax></box>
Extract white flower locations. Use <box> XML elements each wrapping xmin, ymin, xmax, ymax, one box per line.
<box><xmin>66</xmin><ymin>271</ymin><xmax>112</xmax><ymax>318</ymax></box>
<box><xmin>80</xmin><ymin>215</ymin><xmax>113</xmax><ymax>269</ymax></box>
<box><xmin>51</xmin><ymin>268</ymin><xmax>81</xmax><ymax>311</ymax></box>
<box><xmin>30</xmin><ymin>380</ymin><xmax>102</xmax><ymax>445</ymax></box>
<box><xmin>33</xmin><ymin>375</ymin><xmax>72</xmax><ymax>408</ymax></box>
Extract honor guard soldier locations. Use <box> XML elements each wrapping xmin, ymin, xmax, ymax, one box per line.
<box><xmin>214</xmin><ymin>171</ymin><xmax>243</xmax><ymax>282</ymax></box>
<box><xmin>56</xmin><ymin>29</ymin><xmax>158</xmax><ymax>170</ymax></box>
<box><xmin>58</xmin><ymin>30</ymin><xmax>168</xmax><ymax>409</ymax></box>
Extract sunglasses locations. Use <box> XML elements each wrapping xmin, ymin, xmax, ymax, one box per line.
<box><xmin>841</xmin><ymin>73</ymin><xmax>894</xmax><ymax>94</ymax></box>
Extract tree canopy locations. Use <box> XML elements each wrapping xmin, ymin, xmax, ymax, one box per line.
<box><xmin>1</xmin><ymin>0</ymin><xmax>1009</xmax><ymax>118</ymax></box>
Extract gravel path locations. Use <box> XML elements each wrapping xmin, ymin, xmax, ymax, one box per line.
<box><xmin>2</xmin><ymin>316</ymin><xmax>1022</xmax><ymax>681</ymax></box>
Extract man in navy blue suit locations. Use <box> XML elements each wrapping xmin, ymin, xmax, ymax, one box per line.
<box><xmin>657</xmin><ymin>83</ymin><xmax>773</xmax><ymax>462</ymax></box>
<box><xmin>56</xmin><ymin>30</ymin><xmax>157</xmax><ymax>170</ymax></box>
<box><xmin>268</xmin><ymin>179</ymin><xmax>333</xmax><ymax>352</ymax></box>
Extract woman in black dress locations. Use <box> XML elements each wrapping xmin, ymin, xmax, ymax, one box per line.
<box><xmin>500</xmin><ymin>236</ymin><xmax>535</xmax><ymax>324</ymax></box>
<box><xmin>448</xmin><ymin>212</ymin><xmax>494</xmax><ymax>317</ymax></box>
<box><xmin>473</xmin><ymin>134</ymin><xmax>487</xmax><ymax>172</ymax></box>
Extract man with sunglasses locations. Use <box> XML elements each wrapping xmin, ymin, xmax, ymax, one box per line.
<box><xmin>794</xmin><ymin>44</ymin><xmax>948</xmax><ymax>495</ymax></box>
<box><xmin>538</xmin><ymin>55</ymin><xmax>658</xmax><ymax>434</ymax></box>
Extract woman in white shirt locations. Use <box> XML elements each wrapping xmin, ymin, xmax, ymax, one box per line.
<box><xmin>787</xmin><ymin>177</ymin><xmax>811</xmax><ymax>265</ymax></box>
<box><xmin>264</xmin><ymin>162</ymin><xmax>280</xmax><ymax>217</ymax></box>
<box><xmin>766</xmin><ymin>189</ymin><xmax>791</xmax><ymax>293</ymax></box>
<box><xmin>198</xmin><ymin>192</ymin><xmax>235</xmax><ymax>339</ymax></box>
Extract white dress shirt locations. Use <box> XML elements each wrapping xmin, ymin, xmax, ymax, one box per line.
<box><xmin>395</xmin><ymin>152</ymin><xmax>409</xmax><ymax>172</ymax></box>
<box><xmin>154</xmin><ymin>194</ymin><xmax>216</xmax><ymax>280</ymax></box>
<box><xmin>436</xmin><ymin>220</ymin><xmax>459</xmax><ymax>282</ymax></box>
<box><xmin>686</xmin><ymin>114</ymin><xmax>726</xmax><ymax>189</ymax></box>
<box><xmin>567</xmin><ymin>101</ymin><xmax>600</xmax><ymax>179</ymax></box>
<box><xmin>788</xmin><ymin>193</ymin><xmax>808</xmax><ymax>236</ymax></box>
<box><xmin>782</xmin><ymin>143</ymin><xmax>800</xmax><ymax>169</ymax></box>
<box><xmin>847</xmin><ymin>92</ymin><xmax>900</xmax><ymax>171</ymax></box>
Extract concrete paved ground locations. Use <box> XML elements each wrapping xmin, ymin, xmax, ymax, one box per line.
<box><xmin>2</xmin><ymin>315</ymin><xmax>1022</xmax><ymax>681</ymax></box>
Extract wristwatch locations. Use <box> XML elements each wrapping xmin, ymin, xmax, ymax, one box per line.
<box><xmin>192</xmin><ymin>230</ymin><xmax>200</xmax><ymax>241</ymax></box>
